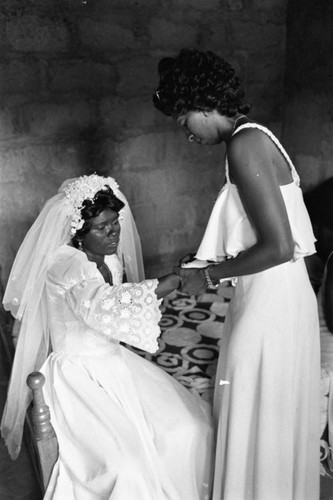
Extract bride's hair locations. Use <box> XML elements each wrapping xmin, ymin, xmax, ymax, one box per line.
<box><xmin>153</xmin><ymin>48</ymin><xmax>251</xmax><ymax>118</ymax></box>
<box><xmin>72</xmin><ymin>186</ymin><xmax>125</xmax><ymax>245</ymax></box>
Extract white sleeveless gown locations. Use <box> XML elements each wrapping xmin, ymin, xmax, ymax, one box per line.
<box><xmin>196</xmin><ymin>124</ymin><xmax>321</xmax><ymax>500</ymax></box>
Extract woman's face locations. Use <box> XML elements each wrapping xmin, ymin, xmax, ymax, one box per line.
<box><xmin>176</xmin><ymin>110</ymin><xmax>231</xmax><ymax>145</ymax></box>
<box><xmin>82</xmin><ymin>208</ymin><xmax>121</xmax><ymax>256</ymax></box>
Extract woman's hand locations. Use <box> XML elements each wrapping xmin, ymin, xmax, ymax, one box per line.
<box><xmin>178</xmin><ymin>253</ymin><xmax>196</xmax><ymax>266</ymax></box>
<box><xmin>155</xmin><ymin>273</ymin><xmax>180</xmax><ymax>299</ymax></box>
<box><xmin>177</xmin><ymin>267</ymin><xmax>207</xmax><ymax>301</ymax></box>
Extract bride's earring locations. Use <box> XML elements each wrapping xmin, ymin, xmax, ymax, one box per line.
<box><xmin>78</xmin><ymin>239</ymin><xmax>83</xmax><ymax>251</ymax></box>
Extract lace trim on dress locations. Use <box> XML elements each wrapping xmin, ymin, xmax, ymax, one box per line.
<box><xmin>65</xmin><ymin>276</ymin><xmax>162</xmax><ymax>354</ymax></box>
<box><xmin>91</xmin><ymin>281</ymin><xmax>161</xmax><ymax>353</ymax></box>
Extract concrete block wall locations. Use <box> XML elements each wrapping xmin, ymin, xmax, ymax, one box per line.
<box><xmin>0</xmin><ymin>0</ymin><xmax>287</xmax><ymax>284</ymax></box>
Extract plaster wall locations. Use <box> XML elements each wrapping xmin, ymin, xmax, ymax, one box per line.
<box><xmin>282</xmin><ymin>0</ymin><xmax>333</xmax><ymax>192</ymax></box>
<box><xmin>0</xmin><ymin>0</ymin><xmax>287</xmax><ymax>284</ymax></box>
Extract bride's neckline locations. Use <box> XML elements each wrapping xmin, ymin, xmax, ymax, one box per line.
<box><xmin>97</xmin><ymin>261</ymin><xmax>113</xmax><ymax>284</ymax></box>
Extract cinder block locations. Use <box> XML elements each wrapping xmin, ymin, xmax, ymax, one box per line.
<box><xmin>252</xmin><ymin>0</ymin><xmax>286</xmax><ymax>10</ymax></box>
<box><xmin>0</xmin><ymin>147</ymin><xmax>28</xmax><ymax>183</ymax></box>
<box><xmin>226</xmin><ymin>0</ymin><xmax>244</xmax><ymax>11</ymax></box>
<box><xmin>0</xmin><ymin>106</ymin><xmax>17</xmax><ymax>140</ymax></box>
<box><xmin>79</xmin><ymin>18</ymin><xmax>137</xmax><ymax>51</ymax></box>
<box><xmin>19</xmin><ymin>101</ymin><xmax>95</xmax><ymax>138</ymax></box>
<box><xmin>249</xmin><ymin>82</ymin><xmax>284</xmax><ymax>122</ymax></box>
<box><xmin>0</xmin><ymin>142</ymin><xmax>84</xmax><ymax>184</ymax></box>
<box><xmin>6</xmin><ymin>14</ymin><xmax>69</xmax><ymax>52</ymax></box>
<box><xmin>48</xmin><ymin>59</ymin><xmax>118</xmax><ymax>93</ymax></box>
<box><xmin>149</xmin><ymin>19</ymin><xmax>197</xmax><ymax>50</ymax></box>
<box><xmin>249</xmin><ymin>50</ymin><xmax>285</xmax><ymax>84</ymax></box>
<box><xmin>228</xmin><ymin>18</ymin><xmax>285</xmax><ymax>51</ymax></box>
<box><xmin>116</xmin><ymin>55</ymin><xmax>160</xmax><ymax>97</ymax></box>
<box><xmin>0</xmin><ymin>59</ymin><xmax>40</xmax><ymax>94</ymax></box>
<box><xmin>95</xmin><ymin>0</ymin><xmax>156</xmax><ymax>8</ymax></box>
<box><xmin>98</xmin><ymin>97</ymin><xmax>132</xmax><ymax>137</ymax></box>
<box><xmin>0</xmin><ymin>0</ymin><xmax>78</xmax><ymax>12</ymax></box>
<box><xmin>207</xmin><ymin>25</ymin><xmax>229</xmax><ymax>50</ymax></box>
<box><xmin>116</xmin><ymin>132</ymin><xmax>183</xmax><ymax>170</ymax></box>
<box><xmin>99</xmin><ymin>96</ymin><xmax>163</xmax><ymax>135</ymax></box>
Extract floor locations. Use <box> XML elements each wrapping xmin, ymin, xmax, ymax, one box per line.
<box><xmin>0</xmin><ymin>286</ymin><xmax>332</xmax><ymax>499</ymax></box>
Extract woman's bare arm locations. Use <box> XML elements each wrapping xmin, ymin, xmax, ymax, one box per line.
<box><xmin>207</xmin><ymin>129</ymin><xmax>295</xmax><ymax>283</ymax></box>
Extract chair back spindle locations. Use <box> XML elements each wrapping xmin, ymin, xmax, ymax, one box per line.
<box><xmin>26</xmin><ymin>371</ymin><xmax>58</xmax><ymax>492</ymax></box>
<box><xmin>26</xmin><ymin>372</ymin><xmax>54</xmax><ymax>440</ymax></box>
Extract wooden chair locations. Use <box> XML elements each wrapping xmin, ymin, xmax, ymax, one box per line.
<box><xmin>26</xmin><ymin>372</ymin><xmax>58</xmax><ymax>493</ymax></box>
<box><xmin>0</xmin><ymin>270</ymin><xmax>58</xmax><ymax>493</ymax></box>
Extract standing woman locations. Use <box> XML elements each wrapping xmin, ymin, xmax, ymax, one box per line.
<box><xmin>153</xmin><ymin>48</ymin><xmax>320</xmax><ymax>500</ymax></box>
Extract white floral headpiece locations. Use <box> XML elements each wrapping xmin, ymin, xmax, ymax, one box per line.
<box><xmin>63</xmin><ymin>174</ymin><xmax>121</xmax><ymax>235</ymax></box>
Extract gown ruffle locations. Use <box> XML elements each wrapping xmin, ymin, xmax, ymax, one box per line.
<box><xmin>195</xmin><ymin>123</ymin><xmax>316</xmax><ymax>263</ymax></box>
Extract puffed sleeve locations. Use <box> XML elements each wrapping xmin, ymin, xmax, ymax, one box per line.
<box><xmin>47</xmin><ymin>246</ymin><xmax>162</xmax><ymax>353</ymax></box>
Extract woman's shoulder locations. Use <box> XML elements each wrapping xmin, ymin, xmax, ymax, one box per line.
<box><xmin>230</xmin><ymin>122</ymin><xmax>273</xmax><ymax>146</ymax></box>
<box><xmin>52</xmin><ymin>244</ymin><xmax>82</xmax><ymax>258</ymax></box>
<box><xmin>47</xmin><ymin>245</ymin><xmax>97</xmax><ymax>284</ymax></box>
<box><xmin>228</xmin><ymin>121</ymin><xmax>286</xmax><ymax>165</ymax></box>
<box><xmin>233</xmin><ymin>121</ymin><xmax>272</xmax><ymax>134</ymax></box>
<box><xmin>227</xmin><ymin>122</ymin><xmax>272</xmax><ymax>167</ymax></box>
<box><xmin>50</xmin><ymin>245</ymin><xmax>87</xmax><ymax>265</ymax></box>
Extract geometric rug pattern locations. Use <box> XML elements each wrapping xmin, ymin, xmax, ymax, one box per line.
<box><xmin>128</xmin><ymin>283</ymin><xmax>233</xmax><ymax>406</ymax></box>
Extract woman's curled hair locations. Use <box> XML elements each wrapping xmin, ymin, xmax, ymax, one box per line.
<box><xmin>153</xmin><ymin>48</ymin><xmax>251</xmax><ymax>117</ymax></box>
<box><xmin>72</xmin><ymin>186</ymin><xmax>124</xmax><ymax>247</ymax></box>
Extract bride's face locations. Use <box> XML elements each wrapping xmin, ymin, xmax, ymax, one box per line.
<box><xmin>83</xmin><ymin>208</ymin><xmax>120</xmax><ymax>256</ymax></box>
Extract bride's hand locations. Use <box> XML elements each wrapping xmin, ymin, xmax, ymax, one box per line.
<box><xmin>177</xmin><ymin>267</ymin><xmax>207</xmax><ymax>301</ymax></box>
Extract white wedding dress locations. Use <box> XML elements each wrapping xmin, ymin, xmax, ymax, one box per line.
<box><xmin>40</xmin><ymin>246</ymin><xmax>213</xmax><ymax>500</ymax></box>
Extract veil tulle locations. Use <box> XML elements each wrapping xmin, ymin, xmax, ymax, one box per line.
<box><xmin>1</xmin><ymin>177</ymin><xmax>144</xmax><ymax>459</ymax></box>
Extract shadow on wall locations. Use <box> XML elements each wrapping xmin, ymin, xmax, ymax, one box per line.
<box><xmin>77</xmin><ymin>125</ymin><xmax>117</xmax><ymax>177</ymax></box>
<box><xmin>304</xmin><ymin>177</ymin><xmax>333</xmax><ymax>292</ymax></box>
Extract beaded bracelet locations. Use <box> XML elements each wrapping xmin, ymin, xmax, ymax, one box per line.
<box><xmin>204</xmin><ymin>266</ymin><xmax>219</xmax><ymax>289</ymax></box>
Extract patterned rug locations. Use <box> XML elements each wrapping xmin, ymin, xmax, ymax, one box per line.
<box><xmin>129</xmin><ymin>283</ymin><xmax>233</xmax><ymax>405</ymax></box>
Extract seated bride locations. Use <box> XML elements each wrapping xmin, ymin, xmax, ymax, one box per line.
<box><xmin>1</xmin><ymin>174</ymin><xmax>213</xmax><ymax>500</ymax></box>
